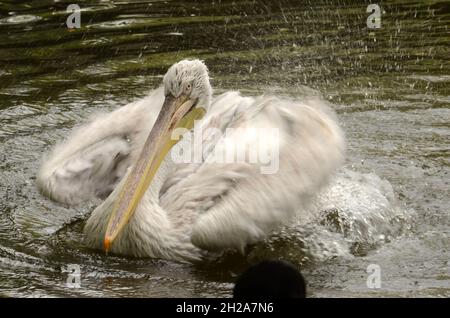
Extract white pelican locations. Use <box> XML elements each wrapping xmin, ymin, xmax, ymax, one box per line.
<box><xmin>38</xmin><ymin>60</ymin><xmax>345</xmax><ymax>262</ymax></box>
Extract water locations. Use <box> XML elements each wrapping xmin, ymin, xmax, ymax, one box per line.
<box><xmin>0</xmin><ymin>0</ymin><xmax>449</xmax><ymax>297</ymax></box>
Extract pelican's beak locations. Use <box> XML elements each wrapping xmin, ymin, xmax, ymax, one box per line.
<box><xmin>103</xmin><ymin>93</ymin><xmax>206</xmax><ymax>253</ymax></box>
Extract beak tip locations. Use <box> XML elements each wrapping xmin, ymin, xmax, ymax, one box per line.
<box><xmin>103</xmin><ymin>237</ymin><xmax>111</xmax><ymax>254</ymax></box>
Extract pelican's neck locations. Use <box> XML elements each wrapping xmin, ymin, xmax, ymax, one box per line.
<box><xmin>83</xmin><ymin>87</ymin><xmax>213</xmax><ymax>262</ymax></box>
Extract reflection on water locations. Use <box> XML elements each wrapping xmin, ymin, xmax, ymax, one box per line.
<box><xmin>0</xmin><ymin>0</ymin><xmax>449</xmax><ymax>297</ymax></box>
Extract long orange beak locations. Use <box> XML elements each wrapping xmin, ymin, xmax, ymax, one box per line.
<box><xmin>103</xmin><ymin>94</ymin><xmax>205</xmax><ymax>252</ymax></box>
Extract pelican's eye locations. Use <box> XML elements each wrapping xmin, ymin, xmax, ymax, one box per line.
<box><xmin>184</xmin><ymin>82</ymin><xmax>193</xmax><ymax>95</ymax></box>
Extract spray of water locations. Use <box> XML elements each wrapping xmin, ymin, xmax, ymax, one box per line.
<box><xmin>250</xmin><ymin>168</ymin><xmax>414</xmax><ymax>264</ymax></box>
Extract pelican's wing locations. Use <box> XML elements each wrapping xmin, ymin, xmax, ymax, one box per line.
<box><xmin>160</xmin><ymin>92</ymin><xmax>345</xmax><ymax>252</ymax></box>
<box><xmin>37</xmin><ymin>87</ymin><xmax>165</xmax><ymax>205</ymax></box>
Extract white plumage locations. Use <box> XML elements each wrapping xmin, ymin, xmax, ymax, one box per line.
<box><xmin>38</xmin><ymin>60</ymin><xmax>345</xmax><ymax>262</ymax></box>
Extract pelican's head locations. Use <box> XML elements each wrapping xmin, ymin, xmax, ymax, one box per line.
<box><xmin>103</xmin><ymin>60</ymin><xmax>212</xmax><ymax>252</ymax></box>
<box><xmin>163</xmin><ymin>59</ymin><xmax>212</xmax><ymax>112</ymax></box>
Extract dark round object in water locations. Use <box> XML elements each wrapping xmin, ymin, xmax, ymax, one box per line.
<box><xmin>233</xmin><ymin>260</ymin><xmax>306</xmax><ymax>298</ymax></box>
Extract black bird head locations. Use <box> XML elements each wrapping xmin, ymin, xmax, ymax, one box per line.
<box><xmin>233</xmin><ymin>260</ymin><xmax>306</xmax><ymax>298</ymax></box>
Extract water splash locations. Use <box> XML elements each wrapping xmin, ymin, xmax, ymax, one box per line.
<box><xmin>254</xmin><ymin>168</ymin><xmax>414</xmax><ymax>264</ymax></box>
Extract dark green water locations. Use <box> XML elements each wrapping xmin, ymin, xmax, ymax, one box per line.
<box><xmin>0</xmin><ymin>0</ymin><xmax>448</xmax><ymax>297</ymax></box>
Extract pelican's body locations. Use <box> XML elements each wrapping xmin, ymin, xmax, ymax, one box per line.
<box><xmin>38</xmin><ymin>60</ymin><xmax>345</xmax><ymax>262</ymax></box>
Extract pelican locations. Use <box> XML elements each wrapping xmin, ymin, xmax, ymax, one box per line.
<box><xmin>38</xmin><ymin>60</ymin><xmax>345</xmax><ymax>262</ymax></box>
